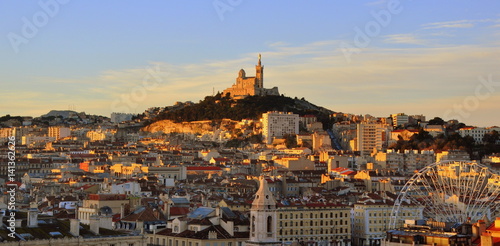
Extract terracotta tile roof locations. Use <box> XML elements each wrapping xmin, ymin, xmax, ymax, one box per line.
<box><xmin>170</xmin><ymin>207</ymin><xmax>190</xmax><ymax>216</ymax></box>
<box><xmin>157</xmin><ymin>225</ymin><xmax>247</xmax><ymax>239</ymax></box>
<box><xmin>121</xmin><ymin>206</ymin><xmax>166</xmax><ymax>222</ymax></box>
<box><xmin>187</xmin><ymin>166</ymin><xmax>222</xmax><ymax>171</ymax></box>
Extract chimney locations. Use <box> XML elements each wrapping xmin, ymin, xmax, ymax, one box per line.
<box><xmin>153</xmin><ymin>209</ymin><xmax>159</xmax><ymax>220</ymax></box>
<box><xmin>100</xmin><ymin>215</ymin><xmax>113</xmax><ymax>230</ymax></box>
<box><xmin>164</xmin><ymin>201</ymin><xmax>170</xmax><ymax>220</ymax></box>
<box><xmin>120</xmin><ymin>204</ymin><xmax>125</xmax><ymax>219</ymax></box>
<box><xmin>479</xmin><ymin>220</ymin><xmax>487</xmax><ymax>234</ymax></box>
<box><xmin>136</xmin><ymin>220</ymin><xmax>144</xmax><ymax>232</ymax></box>
<box><xmin>27</xmin><ymin>208</ymin><xmax>38</xmax><ymax>227</ymax></box>
<box><xmin>208</xmin><ymin>231</ymin><xmax>217</xmax><ymax>239</ymax></box>
<box><xmin>89</xmin><ymin>215</ymin><xmax>100</xmax><ymax>235</ymax></box>
<box><xmin>495</xmin><ymin>217</ymin><xmax>500</xmax><ymax>229</ymax></box>
<box><xmin>215</xmin><ymin>206</ymin><xmax>221</xmax><ymax>217</ymax></box>
<box><xmin>70</xmin><ymin>219</ymin><xmax>80</xmax><ymax>236</ymax></box>
<box><xmin>30</xmin><ymin>201</ymin><xmax>37</xmax><ymax>209</ymax></box>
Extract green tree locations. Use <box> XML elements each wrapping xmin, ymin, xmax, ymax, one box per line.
<box><xmin>283</xmin><ymin>134</ymin><xmax>298</xmax><ymax>148</ymax></box>
<box><xmin>483</xmin><ymin>130</ymin><xmax>499</xmax><ymax>145</ymax></box>
<box><xmin>428</xmin><ymin>117</ymin><xmax>445</xmax><ymax>125</ymax></box>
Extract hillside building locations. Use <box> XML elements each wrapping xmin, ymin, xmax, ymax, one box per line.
<box><xmin>222</xmin><ymin>55</ymin><xmax>279</xmax><ymax>99</ymax></box>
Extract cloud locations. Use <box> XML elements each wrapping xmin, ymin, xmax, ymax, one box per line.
<box><xmin>383</xmin><ymin>34</ymin><xmax>428</xmax><ymax>45</ymax></box>
<box><xmin>422</xmin><ymin>19</ymin><xmax>500</xmax><ymax>29</ymax></box>
<box><xmin>2</xmin><ymin>40</ymin><xmax>500</xmax><ymax>126</ymax></box>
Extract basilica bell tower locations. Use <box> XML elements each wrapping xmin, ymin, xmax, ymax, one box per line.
<box><xmin>255</xmin><ymin>54</ymin><xmax>264</xmax><ymax>88</ymax></box>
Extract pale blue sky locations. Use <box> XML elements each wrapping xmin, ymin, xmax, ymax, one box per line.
<box><xmin>1</xmin><ymin>1</ymin><xmax>500</xmax><ymax>126</ymax></box>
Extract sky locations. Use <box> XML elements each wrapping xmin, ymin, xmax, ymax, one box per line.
<box><xmin>1</xmin><ymin>1</ymin><xmax>500</xmax><ymax>127</ymax></box>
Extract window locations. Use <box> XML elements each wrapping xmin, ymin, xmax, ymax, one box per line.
<box><xmin>251</xmin><ymin>216</ymin><xmax>255</xmax><ymax>233</ymax></box>
<box><xmin>267</xmin><ymin>216</ymin><xmax>272</xmax><ymax>233</ymax></box>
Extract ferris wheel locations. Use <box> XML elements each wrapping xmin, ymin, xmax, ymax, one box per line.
<box><xmin>389</xmin><ymin>161</ymin><xmax>500</xmax><ymax>229</ymax></box>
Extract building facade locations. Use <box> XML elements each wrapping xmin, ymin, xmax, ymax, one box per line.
<box><xmin>352</xmin><ymin>194</ymin><xmax>423</xmax><ymax>246</ymax></box>
<box><xmin>48</xmin><ymin>126</ymin><xmax>71</xmax><ymax>140</ymax></box>
<box><xmin>356</xmin><ymin>123</ymin><xmax>390</xmax><ymax>156</ymax></box>
<box><xmin>262</xmin><ymin>112</ymin><xmax>299</xmax><ymax>144</ymax></box>
<box><xmin>276</xmin><ymin>203</ymin><xmax>352</xmax><ymax>245</ymax></box>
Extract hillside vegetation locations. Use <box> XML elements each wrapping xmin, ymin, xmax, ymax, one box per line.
<box><xmin>148</xmin><ymin>94</ymin><xmax>334</xmax><ymax>127</ymax></box>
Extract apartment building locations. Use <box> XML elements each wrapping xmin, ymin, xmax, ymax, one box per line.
<box><xmin>262</xmin><ymin>111</ymin><xmax>299</xmax><ymax>144</ymax></box>
<box><xmin>48</xmin><ymin>126</ymin><xmax>71</xmax><ymax>140</ymax></box>
<box><xmin>276</xmin><ymin>202</ymin><xmax>352</xmax><ymax>245</ymax></box>
<box><xmin>356</xmin><ymin>123</ymin><xmax>390</xmax><ymax>156</ymax></box>
<box><xmin>352</xmin><ymin>193</ymin><xmax>423</xmax><ymax>246</ymax></box>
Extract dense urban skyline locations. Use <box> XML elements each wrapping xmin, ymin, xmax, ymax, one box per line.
<box><xmin>1</xmin><ymin>1</ymin><xmax>500</xmax><ymax>126</ymax></box>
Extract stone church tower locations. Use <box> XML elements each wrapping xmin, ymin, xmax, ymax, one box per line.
<box><xmin>247</xmin><ymin>176</ymin><xmax>281</xmax><ymax>246</ymax></box>
<box><xmin>256</xmin><ymin>54</ymin><xmax>264</xmax><ymax>88</ymax></box>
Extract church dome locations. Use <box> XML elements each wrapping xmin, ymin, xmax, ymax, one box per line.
<box><xmin>238</xmin><ymin>69</ymin><xmax>246</xmax><ymax>78</ymax></box>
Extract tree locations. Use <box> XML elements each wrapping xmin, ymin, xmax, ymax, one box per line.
<box><xmin>428</xmin><ymin>117</ymin><xmax>445</xmax><ymax>125</ymax></box>
<box><xmin>283</xmin><ymin>134</ymin><xmax>298</xmax><ymax>148</ymax></box>
<box><xmin>483</xmin><ymin>130</ymin><xmax>499</xmax><ymax>145</ymax></box>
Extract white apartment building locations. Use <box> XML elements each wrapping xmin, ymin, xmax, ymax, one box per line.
<box><xmin>390</xmin><ymin>113</ymin><xmax>409</xmax><ymax>127</ymax></box>
<box><xmin>86</xmin><ymin>129</ymin><xmax>115</xmax><ymax>141</ymax></box>
<box><xmin>48</xmin><ymin>126</ymin><xmax>71</xmax><ymax>140</ymax></box>
<box><xmin>352</xmin><ymin>193</ymin><xmax>423</xmax><ymax>246</ymax></box>
<box><xmin>458</xmin><ymin>126</ymin><xmax>500</xmax><ymax>144</ymax></box>
<box><xmin>22</xmin><ymin>135</ymin><xmax>56</xmax><ymax>146</ymax></box>
<box><xmin>373</xmin><ymin>149</ymin><xmax>435</xmax><ymax>174</ymax></box>
<box><xmin>262</xmin><ymin>111</ymin><xmax>299</xmax><ymax>144</ymax></box>
<box><xmin>356</xmin><ymin>123</ymin><xmax>390</xmax><ymax>156</ymax></box>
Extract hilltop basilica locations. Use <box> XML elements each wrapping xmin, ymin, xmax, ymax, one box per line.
<box><xmin>222</xmin><ymin>54</ymin><xmax>280</xmax><ymax>99</ymax></box>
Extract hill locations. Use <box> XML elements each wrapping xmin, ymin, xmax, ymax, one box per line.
<box><xmin>42</xmin><ymin>110</ymin><xmax>79</xmax><ymax>118</ymax></box>
<box><xmin>147</xmin><ymin>94</ymin><xmax>335</xmax><ymax>128</ymax></box>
